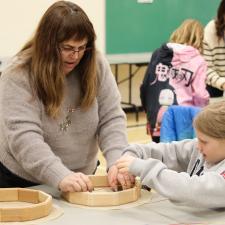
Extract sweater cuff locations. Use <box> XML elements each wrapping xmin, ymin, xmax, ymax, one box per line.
<box><xmin>43</xmin><ymin>162</ymin><xmax>73</xmax><ymax>189</ymax></box>
<box><xmin>104</xmin><ymin>149</ymin><xmax>123</xmax><ymax>169</ymax></box>
<box><xmin>129</xmin><ymin>158</ymin><xmax>145</xmax><ymax>176</ymax></box>
<box><xmin>123</xmin><ymin>151</ymin><xmax>139</xmax><ymax>157</ymax></box>
<box><xmin>129</xmin><ymin>158</ymin><xmax>167</xmax><ymax>179</ymax></box>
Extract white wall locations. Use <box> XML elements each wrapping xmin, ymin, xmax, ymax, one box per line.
<box><xmin>0</xmin><ymin>0</ymin><xmax>105</xmax><ymax>58</ymax></box>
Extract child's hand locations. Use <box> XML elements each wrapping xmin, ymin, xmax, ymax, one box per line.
<box><xmin>116</xmin><ymin>155</ymin><xmax>135</xmax><ymax>173</ymax></box>
<box><xmin>117</xmin><ymin>172</ymin><xmax>135</xmax><ymax>190</ymax></box>
<box><xmin>107</xmin><ymin>165</ymin><xmax>135</xmax><ymax>190</ymax></box>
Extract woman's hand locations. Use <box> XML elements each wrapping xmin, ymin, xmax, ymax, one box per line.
<box><xmin>58</xmin><ymin>172</ymin><xmax>93</xmax><ymax>192</ymax></box>
<box><xmin>107</xmin><ymin>165</ymin><xmax>118</xmax><ymax>190</ymax></box>
<box><xmin>116</xmin><ymin>155</ymin><xmax>136</xmax><ymax>173</ymax></box>
<box><xmin>107</xmin><ymin>164</ymin><xmax>135</xmax><ymax>190</ymax></box>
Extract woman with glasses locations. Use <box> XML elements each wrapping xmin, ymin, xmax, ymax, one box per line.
<box><xmin>0</xmin><ymin>1</ymin><xmax>133</xmax><ymax>192</ymax></box>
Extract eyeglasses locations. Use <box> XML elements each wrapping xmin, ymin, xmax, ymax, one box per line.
<box><xmin>60</xmin><ymin>44</ymin><xmax>91</xmax><ymax>56</ymax></box>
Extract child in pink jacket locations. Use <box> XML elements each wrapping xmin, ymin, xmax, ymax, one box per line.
<box><xmin>141</xmin><ymin>19</ymin><xmax>209</xmax><ymax>142</ymax></box>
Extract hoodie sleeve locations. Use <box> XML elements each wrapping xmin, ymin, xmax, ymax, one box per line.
<box><xmin>191</xmin><ymin>60</ymin><xmax>209</xmax><ymax>106</ymax></box>
<box><xmin>130</xmin><ymin>158</ymin><xmax>225</xmax><ymax>208</ymax></box>
<box><xmin>140</xmin><ymin>51</ymin><xmax>157</xmax><ymax>111</ymax></box>
<box><xmin>123</xmin><ymin>139</ymin><xmax>196</xmax><ymax>172</ymax></box>
<box><xmin>203</xmin><ymin>41</ymin><xmax>225</xmax><ymax>90</ymax></box>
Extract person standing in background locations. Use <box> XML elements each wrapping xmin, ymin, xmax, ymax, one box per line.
<box><xmin>0</xmin><ymin>1</ymin><xmax>133</xmax><ymax>192</ymax></box>
<box><xmin>203</xmin><ymin>0</ymin><xmax>225</xmax><ymax>97</ymax></box>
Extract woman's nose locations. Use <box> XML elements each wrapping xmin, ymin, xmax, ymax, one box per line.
<box><xmin>70</xmin><ymin>51</ymin><xmax>79</xmax><ymax>59</ymax></box>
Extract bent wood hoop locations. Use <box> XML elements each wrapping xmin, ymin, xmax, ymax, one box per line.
<box><xmin>62</xmin><ymin>175</ymin><xmax>141</xmax><ymax>206</ymax></box>
<box><xmin>0</xmin><ymin>188</ymin><xmax>52</xmax><ymax>222</ymax></box>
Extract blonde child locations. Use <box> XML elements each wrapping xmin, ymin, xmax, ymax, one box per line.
<box><xmin>116</xmin><ymin>101</ymin><xmax>225</xmax><ymax>208</ymax></box>
<box><xmin>141</xmin><ymin>19</ymin><xmax>209</xmax><ymax>143</ymax></box>
<box><xmin>167</xmin><ymin>19</ymin><xmax>209</xmax><ymax>107</ymax></box>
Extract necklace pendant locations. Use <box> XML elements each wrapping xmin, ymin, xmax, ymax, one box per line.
<box><xmin>68</xmin><ymin>108</ymin><xmax>76</xmax><ymax>113</ymax></box>
<box><xmin>59</xmin><ymin>108</ymin><xmax>74</xmax><ymax>132</ymax></box>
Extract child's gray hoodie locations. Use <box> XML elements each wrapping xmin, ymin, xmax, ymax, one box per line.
<box><xmin>123</xmin><ymin>139</ymin><xmax>225</xmax><ymax>208</ymax></box>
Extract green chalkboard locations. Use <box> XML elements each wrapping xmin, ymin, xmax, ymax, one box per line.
<box><xmin>106</xmin><ymin>0</ymin><xmax>221</xmax><ymax>54</ymax></box>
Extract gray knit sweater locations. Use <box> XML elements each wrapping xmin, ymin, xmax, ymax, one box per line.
<box><xmin>0</xmin><ymin>53</ymin><xmax>128</xmax><ymax>188</ymax></box>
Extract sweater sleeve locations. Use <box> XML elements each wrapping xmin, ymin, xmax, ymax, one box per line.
<box><xmin>0</xmin><ymin>71</ymin><xmax>72</xmax><ymax>188</ymax></box>
<box><xmin>203</xmin><ymin>20</ymin><xmax>225</xmax><ymax>90</ymax></box>
<box><xmin>203</xmin><ymin>41</ymin><xmax>225</xmax><ymax>90</ymax></box>
<box><xmin>130</xmin><ymin>158</ymin><xmax>225</xmax><ymax>208</ymax></box>
<box><xmin>191</xmin><ymin>60</ymin><xmax>209</xmax><ymax>106</ymax></box>
<box><xmin>123</xmin><ymin>139</ymin><xmax>197</xmax><ymax>172</ymax></box>
<box><xmin>96</xmin><ymin>53</ymin><xmax>128</xmax><ymax>168</ymax></box>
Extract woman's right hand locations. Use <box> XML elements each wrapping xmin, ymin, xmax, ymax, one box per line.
<box><xmin>58</xmin><ymin>172</ymin><xmax>94</xmax><ymax>192</ymax></box>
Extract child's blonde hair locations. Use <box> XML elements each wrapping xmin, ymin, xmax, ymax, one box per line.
<box><xmin>169</xmin><ymin>19</ymin><xmax>204</xmax><ymax>53</ymax></box>
<box><xmin>194</xmin><ymin>101</ymin><xmax>225</xmax><ymax>139</ymax></box>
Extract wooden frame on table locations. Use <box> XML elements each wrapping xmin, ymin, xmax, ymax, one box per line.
<box><xmin>62</xmin><ymin>175</ymin><xmax>141</xmax><ymax>206</ymax></box>
<box><xmin>0</xmin><ymin>188</ymin><xmax>52</xmax><ymax>222</ymax></box>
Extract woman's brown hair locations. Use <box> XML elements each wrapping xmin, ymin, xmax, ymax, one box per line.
<box><xmin>17</xmin><ymin>1</ymin><xmax>97</xmax><ymax>118</ymax></box>
<box><xmin>169</xmin><ymin>19</ymin><xmax>204</xmax><ymax>53</ymax></box>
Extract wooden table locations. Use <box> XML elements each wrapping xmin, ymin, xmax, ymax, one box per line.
<box><xmin>32</xmin><ymin>185</ymin><xmax>225</xmax><ymax>225</ymax></box>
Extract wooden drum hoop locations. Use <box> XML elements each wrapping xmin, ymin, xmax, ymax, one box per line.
<box><xmin>62</xmin><ymin>175</ymin><xmax>141</xmax><ymax>206</ymax></box>
<box><xmin>0</xmin><ymin>188</ymin><xmax>52</xmax><ymax>222</ymax></box>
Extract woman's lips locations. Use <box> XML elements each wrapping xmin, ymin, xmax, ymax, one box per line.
<box><xmin>64</xmin><ymin>62</ymin><xmax>76</xmax><ymax>68</ymax></box>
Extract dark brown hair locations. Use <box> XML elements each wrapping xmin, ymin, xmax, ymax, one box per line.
<box><xmin>17</xmin><ymin>1</ymin><xmax>97</xmax><ymax>118</ymax></box>
<box><xmin>215</xmin><ymin>0</ymin><xmax>225</xmax><ymax>39</ymax></box>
